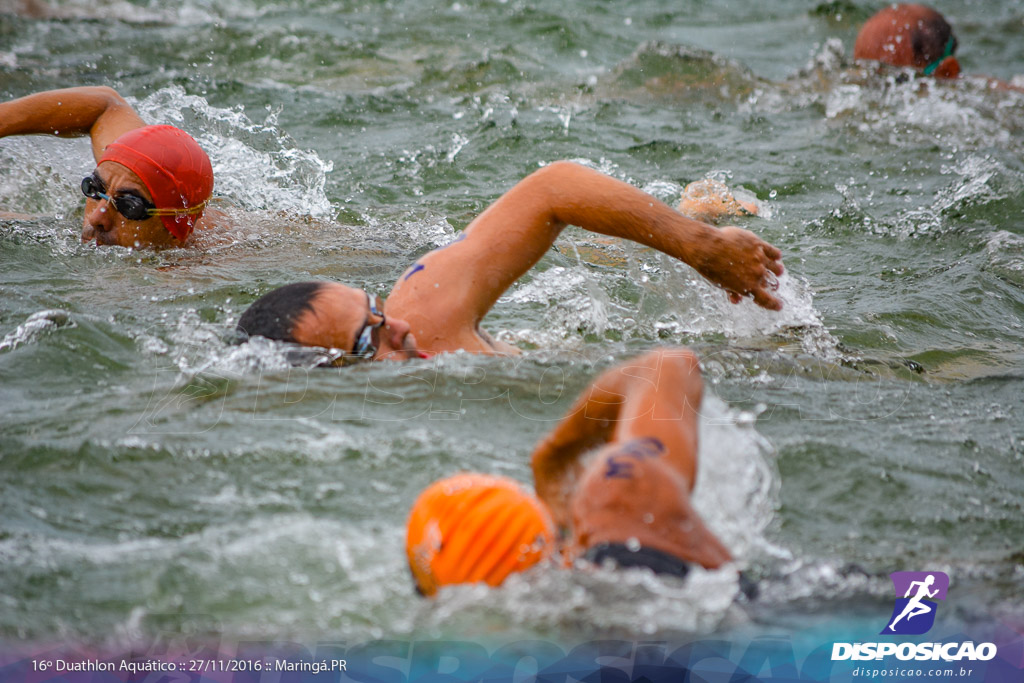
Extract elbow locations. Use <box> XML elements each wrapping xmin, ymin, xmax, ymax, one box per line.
<box><xmin>540</xmin><ymin>159</ymin><xmax>584</xmax><ymax>174</ymax></box>
<box><xmin>526</xmin><ymin>160</ymin><xmax>587</xmax><ymax>188</ymax></box>
<box><xmin>90</xmin><ymin>86</ymin><xmax>130</xmax><ymax>108</ymax></box>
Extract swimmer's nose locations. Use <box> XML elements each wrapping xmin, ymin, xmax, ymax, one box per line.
<box><xmin>384</xmin><ymin>316</ymin><xmax>412</xmax><ymax>348</ymax></box>
<box><xmin>374</xmin><ymin>316</ymin><xmax>413</xmax><ymax>359</ymax></box>
<box><xmin>932</xmin><ymin>56</ymin><xmax>960</xmax><ymax>79</ymax></box>
<box><xmin>86</xmin><ymin>199</ymin><xmax>116</xmax><ymax>233</ymax></box>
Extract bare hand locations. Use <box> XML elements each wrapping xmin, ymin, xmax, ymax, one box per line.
<box><xmin>693</xmin><ymin>226</ymin><xmax>785</xmax><ymax>311</ymax></box>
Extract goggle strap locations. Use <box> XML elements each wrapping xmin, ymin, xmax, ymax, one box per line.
<box><xmin>147</xmin><ymin>200</ymin><xmax>209</xmax><ymax>217</ymax></box>
<box><xmin>922</xmin><ymin>36</ymin><xmax>956</xmax><ymax>76</ymax></box>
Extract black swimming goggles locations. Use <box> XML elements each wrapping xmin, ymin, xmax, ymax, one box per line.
<box><xmin>81</xmin><ymin>172</ymin><xmax>207</xmax><ymax>221</ymax></box>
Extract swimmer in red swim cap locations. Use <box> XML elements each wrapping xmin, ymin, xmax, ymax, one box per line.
<box><xmin>851</xmin><ymin>4</ymin><xmax>1024</xmax><ymax>91</ymax></box>
<box><xmin>0</xmin><ymin>86</ymin><xmax>214</xmax><ymax>248</ymax></box>
<box><xmin>853</xmin><ymin>4</ymin><xmax>960</xmax><ymax>79</ymax></box>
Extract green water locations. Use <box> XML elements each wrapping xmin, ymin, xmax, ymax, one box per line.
<box><xmin>1</xmin><ymin>0</ymin><xmax>1023</xmax><ymax>647</ymax></box>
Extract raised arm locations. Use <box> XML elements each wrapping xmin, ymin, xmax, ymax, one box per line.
<box><xmin>388</xmin><ymin>162</ymin><xmax>784</xmax><ymax>347</ymax></box>
<box><xmin>0</xmin><ymin>87</ymin><xmax>146</xmax><ymax>162</ymax></box>
<box><xmin>531</xmin><ymin>347</ymin><xmax>704</xmax><ymax>529</ymax></box>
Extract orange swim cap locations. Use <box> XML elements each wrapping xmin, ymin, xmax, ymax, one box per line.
<box><xmin>406</xmin><ymin>473</ymin><xmax>556</xmax><ymax>597</ymax></box>
<box><xmin>99</xmin><ymin>125</ymin><xmax>214</xmax><ymax>242</ymax></box>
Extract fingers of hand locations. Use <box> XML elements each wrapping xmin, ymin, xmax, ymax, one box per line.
<box><xmin>752</xmin><ymin>287</ymin><xmax>783</xmax><ymax>311</ymax></box>
<box><xmin>762</xmin><ymin>242</ymin><xmax>783</xmax><ymax>261</ymax></box>
<box><xmin>758</xmin><ymin>243</ymin><xmax>785</xmax><ymax>275</ymax></box>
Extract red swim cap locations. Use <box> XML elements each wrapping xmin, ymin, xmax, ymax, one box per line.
<box><xmin>99</xmin><ymin>125</ymin><xmax>214</xmax><ymax>242</ymax></box>
<box><xmin>406</xmin><ymin>473</ymin><xmax>556</xmax><ymax>597</ymax></box>
<box><xmin>853</xmin><ymin>4</ymin><xmax>957</xmax><ymax>74</ymax></box>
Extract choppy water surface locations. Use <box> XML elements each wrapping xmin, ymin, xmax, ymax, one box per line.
<box><xmin>1</xmin><ymin>0</ymin><xmax>1023</xmax><ymax>647</ymax></box>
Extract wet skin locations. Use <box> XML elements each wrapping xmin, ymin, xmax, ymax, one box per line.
<box><xmin>81</xmin><ymin>161</ymin><xmax>178</xmax><ymax>249</ymax></box>
<box><xmin>290</xmin><ymin>282</ymin><xmax>420</xmax><ymax>362</ymax></box>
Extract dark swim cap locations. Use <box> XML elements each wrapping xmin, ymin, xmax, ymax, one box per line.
<box><xmin>99</xmin><ymin>125</ymin><xmax>214</xmax><ymax>242</ymax></box>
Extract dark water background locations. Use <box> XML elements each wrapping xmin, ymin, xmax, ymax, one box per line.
<box><xmin>1</xmin><ymin>0</ymin><xmax>1022</xmax><ymax>647</ymax></box>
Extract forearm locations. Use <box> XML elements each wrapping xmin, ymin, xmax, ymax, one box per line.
<box><xmin>452</xmin><ymin>161</ymin><xmax>720</xmax><ymax>321</ymax></box>
<box><xmin>533</xmin><ymin>348</ymin><xmax>704</xmax><ymax>506</ymax></box>
<box><xmin>0</xmin><ymin>87</ymin><xmax>145</xmax><ymax>160</ymax></box>
<box><xmin>612</xmin><ymin>349</ymin><xmax>703</xmax><ymax>485</ymax></box>
<box><xmin>533</xmin><ymin>348</ymin><xmax>696</xmax><ymax>472</ymax></box>
<box><xmin>499</xmin><ymin>161</ymin><xmax>784</xmax><ymax>310</ymax></box>
<box><xmin>530</xmin><ymin>363</ymin><xmax>631</xmax><ymax>517</ymax></box>
<box><xmin>535</xmin><ymin>161</ymin><xmax>720</xmax><ymax>266</ymax></box>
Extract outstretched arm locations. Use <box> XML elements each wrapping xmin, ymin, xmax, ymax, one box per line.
<box><xmin>530</xmin><ymin>347</ymin><xmax>704</xmax><ymax>529</ymax></box>
<box><xmin>389</xmin><ymin>162</ymin><xmax>784</xmax><ymax>344</ymax></box>
<box><xmin>0</xmin><ymin>87</ymin><xmax>146</xmax><ymax>162</ymax></box>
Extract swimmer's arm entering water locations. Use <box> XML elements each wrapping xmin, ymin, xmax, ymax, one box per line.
<box><xmin>531</xmin><ymin>347</ymin><xmax>704</xmax><ymax>530</ymax></box>
<box><xmin>0</xmin><ymin>87</ymin><xmax>146</xmax><ymax>162</ymax></box>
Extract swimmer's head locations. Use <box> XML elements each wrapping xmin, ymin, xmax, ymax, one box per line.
<box><xmin>236</xmin><ymin>281</ymin><xmax>419</xmax><ymax>363</ymax></box>
<box><xmin>853</xmin><ymin>4</ymin><xmax>960</xmax><ymax>79</ymax></box>
<box><xmin>406</xmin><ymin>473</ymin><xmax>556</xmax><ymax>597</ymax></box>
<box><xmin>678</xmin><ymin>179</ymin><xmax>759</xmax><ymax>223</ymax></box>
<box><xmin>99</xmin><ymin>125</ymin><xmax>214</xmax><ymax>241</ymax></box>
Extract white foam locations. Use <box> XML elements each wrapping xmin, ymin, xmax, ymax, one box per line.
<box><xmin>135</xmin><ymin>86</ymin><xmax>334</xmax><ymax>218</ymax></box>
<box><xmin>0</xmin><ymin>309</ymin><xmax>73</xmax><ymax>352</ymax></box>
<box><xmin>695</xmin><ymin>394</ymin><xmax>787</xmax><ymax>563</ymax></box>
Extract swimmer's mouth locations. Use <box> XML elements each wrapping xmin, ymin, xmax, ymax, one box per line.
<box><xmin>87</xmin><ymin>230</ymin><xmax>119</xmax><ymax>246</ymax></box>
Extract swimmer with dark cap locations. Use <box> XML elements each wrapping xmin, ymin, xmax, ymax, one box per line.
<box><xmin>406</xmin><ymin>347</ymin><xmax>733</xmax><ymax>596</ymax></box>
<box><xmin>0</xmin><ymin>87</ymin><xmax>214</xmax><ymax>248</ymax></box>
<box><xmin>237</xmin><ymin>161</ymin><xmax>785</xmax><ymax>362</ymax></box>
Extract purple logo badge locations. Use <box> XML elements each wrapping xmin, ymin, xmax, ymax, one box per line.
<box><xmin>882</xmin><ymin>571</ymin><xmax>949</xmax><ymax>635</ymax></box>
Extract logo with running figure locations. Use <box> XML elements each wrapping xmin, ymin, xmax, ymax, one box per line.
<box><xmin>882</xmin><ymin>571</ymin><xmax>950</xmax><ymax>635</ymax></box>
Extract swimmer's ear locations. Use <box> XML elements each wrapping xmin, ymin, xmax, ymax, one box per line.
<box><xmin>931</xmin><ymin>56</ymin><xmax>960</xmax><ymax>79</ymax></box>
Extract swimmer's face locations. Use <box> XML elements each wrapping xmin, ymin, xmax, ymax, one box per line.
<box><xmin>291</xmin><ymin>283</ymin><xmax>419</xmax><ymax>362</ymax></box>
<box><xmin>81</xmin><ymin>162</ymin><xmax>178</xmax><ymax>249</ymax></box>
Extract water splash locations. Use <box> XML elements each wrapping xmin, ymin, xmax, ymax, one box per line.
<box><xmin>503</xmin><ymin>266</ymin><xmax>613</xmax><ymax>346</ymax></box>
<box><xmin>696</xmin><ymin>394</ymin><xmax>786</xmax><ymax>563</ymax></box>
<box><xmin>0</xmin><ymin>309</ymin><xmax>74</xmax><ymax>352</ymax></box>
<box><xmin>26</xmin><ymin>0</ymin><xmax>255</xmax><ymax>24</ymax></box>
<box><xmin>0</xmin><ymin>86</ymin><xmax>334</xmax><ymax>223</ymax></box>
<box><xmin>606</xmin><ymin>41</ymin><xmax>758</xmax><ymax>102</ymax></box>
<box><xmin>136</xmin><ymin>87</ymin><xmax>334</xmax><ymax>218</ymax></box>
<box><xmin>405</xmin><ymin>391</ymin><xmax>782</xmax><ymax>638</ymax></box>
<box><xmin>985</xmin><ymin>231</ymin><xmax>1024</xmax><ymax>287</ymax></box>
<box><xmin>417</xmin><ymin>562</ymin><xmax>746</xmax><ymax>638</ymax></box>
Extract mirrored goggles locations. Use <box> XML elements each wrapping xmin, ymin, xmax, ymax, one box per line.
<box><xmin>351</xmin><ymin>291</ymin><xmax>386</xmax><ymax>359</ymax></box>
